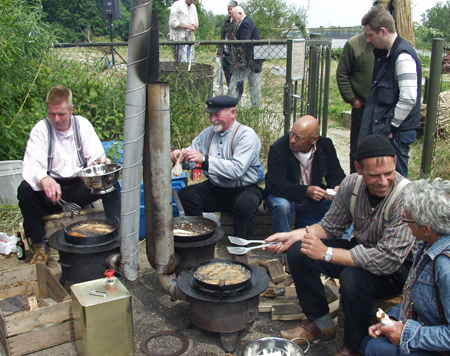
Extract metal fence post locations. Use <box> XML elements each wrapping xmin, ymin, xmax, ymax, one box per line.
<box><xmin>284</xmin><ymin>39</ymin><xmax>293</xmax><ymax>134</ymax></box>
<box><xmin>420</xmin><ymin>38</ymin><xmax>444</xmax><ymax>178</ymax></box>
<box><xmin>308</xmin><ymin>34</ymin><xmax>321</xmax><ymax>118</ymax></box>
<box><xmin>321</xmin><ymin>43</ymin><xmax>331</xmax><ymax>137</ymax></box>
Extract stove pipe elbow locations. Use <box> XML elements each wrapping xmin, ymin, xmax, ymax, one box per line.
<box><xmin>157</xmin><ymin>272</ymin><xmax>187</xmax><ymax>301</ymax></box>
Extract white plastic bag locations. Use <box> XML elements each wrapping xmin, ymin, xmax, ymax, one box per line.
<box><xmin>215</xmin><ymin>56</ymin><xmax>223</xmax><ymax>86</ymax></box>
<box><xmin>0</xmin><ymin>232</ymin><xmax>18</xmax><ymax>255</ymax></box>
<box><xmin>203</xmin><ymin>212</ymin><xmax>221</xmax><ymax>228</ymax></box>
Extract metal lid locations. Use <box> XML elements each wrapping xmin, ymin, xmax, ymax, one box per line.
<box><xmin>70</xmin><ymin>277</ymin><xmax>130</xmax><ymax>307</ymax></box>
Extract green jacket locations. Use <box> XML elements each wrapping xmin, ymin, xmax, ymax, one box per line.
<box><xmin>336</xmin><ymin>32</ymin><xmax>374</xmax><ymax>106</ymax></box>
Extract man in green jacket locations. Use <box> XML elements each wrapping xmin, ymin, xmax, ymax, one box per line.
<box><xmin>336</xmin><ymin>32</ymin><xmax>374</xmax><ymax>173</ymax></box>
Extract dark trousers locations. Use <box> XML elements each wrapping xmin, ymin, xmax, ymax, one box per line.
<box><xmin>18</xmin><ymin>178</ymin><xmax>121</xmax><ymax>244</ymax></box>
<box><xmin>222</xmin><ymin>53</ymin><xmax>232</xmax><ymax>86</ymax></box>
<box><xmin>177</xmin><ymin>179</ymin><xmax>263</xmax><ymax>239</ymax></box>
<box><xmin>350</xmin><ymin>105</ymin><xmax>365</xmax><ymax>174</ymax></box>
<box><xmin>287</xmin><ymin>238</ymin><xmax>411</xmax><ymax>352</ymax></box>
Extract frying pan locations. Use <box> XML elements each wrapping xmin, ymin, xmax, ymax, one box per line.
<box><xmin>172</xmin><ymin>188</ymin><xmax>217</xmax><ymax>242</ymax></box>
<box><xmin>63</xmin><ymin>217</ymin><xmax>120</xmax><ymax>245</ymax></box>
<box><xmin>191</xmin><ymin>258</ymin><xmax>252</xmax><ymax>291</ymax></box>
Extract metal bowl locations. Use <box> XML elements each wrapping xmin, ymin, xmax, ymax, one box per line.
<box><xmin>241</xmin><ymin>337</ymin><xmax>309</xmax><ymax>356</ymax></box>
<box><xmin>76</xmin><ymin>163</ymin><xmax>122</xmax><ymax>195</ymax></box>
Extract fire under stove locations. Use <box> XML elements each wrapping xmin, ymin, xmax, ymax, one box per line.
<box><xmin>177</xmin><ymin>260</ymin><xmax>270</xmax><ymax>353</ymax></box>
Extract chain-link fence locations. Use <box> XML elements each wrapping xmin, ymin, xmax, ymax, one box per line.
<box><xmin>51</xmin><ymin>39</ymin><xmax>331</xmax><ymax>158</ymax></box>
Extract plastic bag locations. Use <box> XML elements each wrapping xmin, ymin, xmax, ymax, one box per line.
<box><xmin>0</xmin><ymin>232</ymin><xmax>18</xmax><ymax>255</ymax></box>
<box><xmin>215</xmin><ymin>56</ymin><xmax>223</xmax><ymax>86</ymax></box>
<box><xmin>203</xmin><ymin>212</ymin><xmax>221</xmax><ymax>228</ymax></box>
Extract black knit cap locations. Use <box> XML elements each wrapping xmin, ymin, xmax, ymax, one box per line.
<box><xmin>205</xmin><ymin>95</ymin><xmax>238</xmax><ymax>113</ymax></box>
<box><xmin>356</xmin><ymin>134</ymin><xmax>396</xmax><ymax>161</ymax></box>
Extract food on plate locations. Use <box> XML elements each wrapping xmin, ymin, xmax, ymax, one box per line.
<box><xmin>194</xmin><ymin>262</ymin><xmax>251</xmax><ymax>286</ymax></box>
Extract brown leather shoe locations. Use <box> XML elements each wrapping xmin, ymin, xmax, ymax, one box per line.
<box><xmin>280</xmin><ymin>319</ymin><xmax>337</xmax><ymax>345</ymax></box>
<box><xmin>333</xmin><ymin>344</ymin><xmax>361</xmax><ymax>356</ymax></box>
<box><xmin>30</xmin><ymin>243</ymin><xmax>49</xmax><ymax>265</ymax></box>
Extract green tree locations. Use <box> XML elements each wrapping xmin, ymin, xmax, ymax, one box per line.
<box><xmin>420</xmin><ymin>1</ymin><xmax>450</xmax><ymax>42</ymax></box>
<box><xmin>241</xmin><ymin>0</ymin><xmax>307</xmax><ymax>39</ymax></box>
<box><xmin>0</xmin><ymin>0</ymin><xmax>56</xmax><ymax>160</ymax></box>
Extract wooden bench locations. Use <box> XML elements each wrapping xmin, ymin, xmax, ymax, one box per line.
<box><xmin>43</xmin><ymin>200</ymin><xmax>105</xmax><ymax>240</ymax></box>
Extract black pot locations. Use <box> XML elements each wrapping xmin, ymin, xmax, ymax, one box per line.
<box><xmin>191</xmin><ymin>259</ymin><xmax>252</xmax><ymax>291</ymax></box>
<box><xmin>63</xmin><ymin>217</ymin><xmax>119</xmax><ymax>245</ymax></box>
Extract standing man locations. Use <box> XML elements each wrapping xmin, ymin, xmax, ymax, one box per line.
<box><xmin>169</xmin><ymin>0</ymin><xmax>199</xmax><ymax>63</ymax></box>
<box><xmin>266</xmin><ymin>134</ymin><xmax>416</xmax><ymax>356</ymax></box>
<box><xmin>336</xmin><ymin>32</ymin><xmax>374</xmax><ymax>174</ymax></box>
<box><xmin>18</xmin><ymin>85</ymin><xmax>121</xmax><ymax>265</ymax></box>
<box><xmin>218</xmin><ymin>1</ymin><xmax>238</xmax><ymax>87</ymax></box>
<box><xmin>264</xmin><ymin>116</ymin><xmax>345</xmax><ymax>232</ymax></box>
<box><xmin>228</xmin><ymin>6</ymin><xmax>263</xmax><ymax>108</ymax></box>
<box><xmin>359</xmin><ymin>5</ymin><xmax>422</xmax><ymax>178</ymax></box>
<box><xmin>171</xmin><ymin>95</ymin><xmax>263</xmax><ymax>243</ymax></box>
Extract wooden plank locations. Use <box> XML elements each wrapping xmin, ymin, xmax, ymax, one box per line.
<box><xmin>6</xmin><ymin>320</ymin><xmax>74</xmax><ymax>356</ymax></box>
<box><xmin>36</xmin><ymin>263</ymin><xmax>48</xmax><ymax>299</ymax></box>
<box><xmin>329</xmin><ymin>299</ymin><xmax>340</xmax><ymax>318</ymax></box>
<box><xmin>43</xmin><ymin>264</ymin><xmax>69</xmax><ymax>302</ymax></box>
<box><xmin>271</xmin><ymin>304</ymin><xmax>305</xmax><ymax>321</ymax></box>
<box><xmin>0</xmin><ymin>265</ymin><xmax>37</xmax><ymax>288</ymax></box>
<box><xmin>0</xmin><ymin>323</ymin><xmax>11</xmax><ymax>356</ymax></box>
<box><xmin>259</xmin><ymin>298</ymin><xmax>297</xmax><ymax>313</ymax></box>
<box><xmin>284</xmin><ymin>286</ymin><xmax>297</xmax><ymax>298</ymax></box>
<box><xmin>0</xmin><ymin>294</ymin><xmax>28</xmax><ymax>315</ymax></box>
<box><xmin>266</xmin><ymin>260</ymin><xmax>287</xmax><ymax>283</ymax></box>
<box><xmin>4</xmin><ymin>300</ymin><xmax>72</xmax><ymax>337</ymax></box>
<box><xmin>0</xmin><ymin>282</ymin><xmax>39</xmax><ymax>300</ymax></box>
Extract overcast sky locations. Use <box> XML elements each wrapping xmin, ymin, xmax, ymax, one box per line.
<box><xmin>201</xmin><ymin>0</ymin><xmax>439</xmax><ymax>28</ymax></box>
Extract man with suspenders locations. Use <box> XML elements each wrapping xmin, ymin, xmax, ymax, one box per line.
<box><xmin>18</xmin><ymin>85</ymin><xmax>121</xmax><ymax>265</ymax></box>
<box><xmin>265</xmin><ymin>134</ymin><xmax>417</xmax><ymax>356</ymax></box>
<box><xmin>170</xmin><ymin>95</ymin><xmax>263</xmax><ymax>247</ymax></box>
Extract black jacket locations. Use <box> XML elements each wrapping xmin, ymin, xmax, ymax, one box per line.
<box><xmin>231</xmin><ymin>16</ymin><xmax>263</xmax><ymax>73</ymax></box>
<box><xmin>264</xmin><ymin>135</ymin><xmax>346</xmax><ymax>203</ymax></box>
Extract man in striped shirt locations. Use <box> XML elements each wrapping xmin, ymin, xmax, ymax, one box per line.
<box><xmin>358</xmin><ymin>5</ymin><xmax>422</xmax><ymax>178</ymax></box>
<box><xmin>266</xmin><ymin>134</ymin><xmax>416</xmax><ymax>356</ymax></box>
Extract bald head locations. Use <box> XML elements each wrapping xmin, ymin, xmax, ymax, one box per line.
<box><xmin>289</xmin><ymin>115</ymin><xmax>320</xmax><ymax>153</ymax></box>
<box><xmin>231</xmin><ymin>6</ymin><xmax>245</xmax><ymax>23</ymax></box>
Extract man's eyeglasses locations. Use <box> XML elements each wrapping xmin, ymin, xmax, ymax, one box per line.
<box><xmin>288</xmin><ymin>130</ymin><xmax>307</xmax><ymax>143</ymax></box>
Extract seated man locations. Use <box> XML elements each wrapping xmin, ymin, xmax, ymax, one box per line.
<box><xmin>264</xmin><ymin>115</ymin><xmax>346</xmax><ymax>232</ymax></box>
<box><xmin>266</xmin><ymin>134</ymin><xmax>416</xmax><ymax>356</ymax></box>
<box><xmin>18</xmin><ymin>85</ymin><xmax>121</xmax><ymax>265</ymax></box>
<box><xmin>170</xmin><ymin>95</ymin><xmax>263</xmax><ymax>242</ymax></box>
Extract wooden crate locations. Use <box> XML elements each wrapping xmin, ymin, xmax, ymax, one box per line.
<box><xmin>0</xmin><ymin>264</ymin><xmax>74</xmax><ymax>356</ymax></box>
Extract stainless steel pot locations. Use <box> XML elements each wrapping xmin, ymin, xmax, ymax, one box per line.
<box><xmin>241</xmin><ymin>337</ymin><xmax>310</xmax><ymax>356</ymax></box>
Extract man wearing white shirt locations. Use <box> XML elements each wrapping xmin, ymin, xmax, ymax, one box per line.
<box><xmin>18</xmin><ymin>85</ymin><xmax>121</xmax><ymax>264</ymax></box>
<box><xmin>169</xmin><ymin>0</ymin><xmax>199</xmax><ymax>62</ymax></box>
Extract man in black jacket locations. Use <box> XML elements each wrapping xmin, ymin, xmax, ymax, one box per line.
<box><xmin>218</xmin><ymin>1</ymin><xmax>238</xmax><ymax>86</ymax></box>
<box><xmin>264</xmin><ymin>116</ymin><xmax>346</xmax><ymax>232</ymax></box>
<box><xmin>228</xmin><ymin>6</ymin><xmax>263</xmax><ymax>108</ymax></box>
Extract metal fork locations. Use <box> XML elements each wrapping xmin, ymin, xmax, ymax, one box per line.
<box><xmin>227</xmin><ymin>243</ymin><xmax>279</xmax><ymax>255</ymax></box>
<box><xmin>57</xmin><ymin>199</ymin><xmax>82</xmax><ymax>218</ymax></box>
<box><xmin>228</xmin><ymin>236</ymin><xmax>268</xmax><ymax>246</ymax></box>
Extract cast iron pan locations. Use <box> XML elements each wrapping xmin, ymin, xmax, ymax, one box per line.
<box><xmin>63</xmin><ymin>217</ymin><xmax>119</xmax><ymax>246</ymax></box>
<box><xmin>172</xmin><ymin>188</ymin><xmax>217</xmax><ymax>243</ymax></box>
<box><xmin>190</xmin><ymin>258</ymin><xmax>252</xmax><ymax>291</ymax></box>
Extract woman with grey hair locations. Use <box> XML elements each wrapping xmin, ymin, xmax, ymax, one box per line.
<box><xmin>362</xmin><ymin>178</ymin><xmax>450</xmax><ymax>355</ymax></box>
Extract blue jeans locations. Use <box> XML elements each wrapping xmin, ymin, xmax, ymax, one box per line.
<box><xmin>175</xmin><ymin>44</ymin><xmax>192</xmax><ymax>63</ymax></box>
<box><xmin>265</xmin><ymin>194</ymin><xmax>332</xmax><ymax>233</ymax></box>
<box><xmin>361</xmin><ymin>335</ymin><xmax>441</xmax><ymax>356</ymax></box>
<box><xmin>389</xmin><ymin>129</ymin><xmax>416</xmax><ymax>178</ymax></box>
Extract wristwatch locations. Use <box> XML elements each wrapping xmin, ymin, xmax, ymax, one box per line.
<box><xmin>324</xmin><ymin>247</ymin><xmax>333</xmax><ymax>262</ymax></box>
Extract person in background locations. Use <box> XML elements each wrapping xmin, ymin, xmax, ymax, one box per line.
<box><xmin>169</xmin><ymin>0</ymin><xmax>199</xmax><ymax>63</ymax></box>
<box><xmin>18</xmin><ymin>85</ymin><xmax>121</xmax><ymax>265</ymax></box>
<box><xmin>228</xmin><ymin>6</ymin><xmax>263</xmax><ymax>108</ymax></box>
<box><xmin>359</xmin><ymin>5</ymin><xmax>421</xmax><ymax>178</ymax></box>
<box><xmin>265</xmin><ymin>134</ymin><xmax>416</xmax><ymax>356</ymax></box>
<box><xmin>336</xmin><ymin>32</ymin><xmax>374</xmax><ymax>174</ymax></box>
<box><xmin>264</xmin><ymin>115</ymin><xmax>345</xmax><ymax>233</ymax></box>
<box><xmin>218</xmin><ymin>0</ymin><xmax>238</xmax><ymax>87</ymax></box>
<box><xmin>170</xmin><ymin>95</ymin><xmax>263</xmax><ymax>249</ymax></box>
<box><xmin>362</xmin><ymin>178</ymin><xmax>450</xmax><ymax>356</ymax></box>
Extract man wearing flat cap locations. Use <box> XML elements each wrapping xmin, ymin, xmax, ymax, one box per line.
<box><xmin>265</xmin><ymin>134</ymin><xmax>417</xmax><ymax>356</ymax></box>
<box><xmin>171</xmin><ymin>95</ymin><xmax>263</xmax><ymax>245</ymax></box>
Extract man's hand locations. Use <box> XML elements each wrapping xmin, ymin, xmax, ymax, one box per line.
<box><xmin>300</xmin><ymin>226</ymin><xmax>328</xmax><ymax>260</ymax></box>
<box><xmin>368</xmin><ymin>322</ymin><xmax>383</xmax><ymax>339</ymax></box>
<box><xmin>381</xmin><ymin>321</ymin><xmax>404</xmax><ymax>345</ymax></box>
<box><xmin>182</xmin><ymin>149</ymin><xmax>204</xmax><ymax>164</ymax></box>
<box><xmin>40</xmin><ymin>176</ymin><xmax>61</xmax><ymax>204</ymax></box>
<box><xmin>351</xmin><ymin>100</ymin><xmax>362</xmax><ymax>109</ymax></box>
<box><xmin>306</xmin><ymin>186</ymin><xmax>327</xmax><ymax>201</ymax></box>
<box><xmin>171</xmin><ymin>149</ymin><xmax>183</xmax><ymax>163</ymax></box>
<box><xmin>192</xmin><ymin>22</ymin><xmax>199</xmax><ymax>31</ymax></box>
<box><xmin>94</xmin><ymin>156</ymin><xmax>110</xmax><ymax>165</ymax></box>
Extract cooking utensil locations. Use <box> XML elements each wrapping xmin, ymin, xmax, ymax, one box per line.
<box><xmin>227</xmin><ymin>243</ymin><xmax>279</xmax><ymax>255</ymax></box>
<box><xmin>191</xmin><ymin>259</ymin><xmax>252</xmax><ymax>290</ymax></box>
<box><xmin>241</xmin><ymin>337</ymin><xmax>310</xmax><ymax>356</ymax></box>
<box><xmin>57</xmin><ymin>199</ymin><xmax>82</xmax><ymax>218</ymax></box>
<box><xmin>63</xmin><ymin>217</ymin><xmax>120</xmax><ymax>246</ymax></box>
<box><xmin>76</xmin><ymin>163</ymin><xmax>122</xmax><ymax>195</ymax></box>
<box><xmin>172</xmin><ymin>189</ymin><xmax>217</xmax><ymax>242</ymax></box>
<box><xmin>228</xmin><ymin>236</ymin><xmax>268</xmax><ymax>246</ymax></box>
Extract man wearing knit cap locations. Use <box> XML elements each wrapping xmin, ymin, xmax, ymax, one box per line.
<box><xmin>266</xmin><ymin>134</ymin><xmax>416</xmax><ymax>356</ymax></box>
<box><xmin>171</xmin><ymin>95</ymin><xmax>263</xmax><ymax>248</ymax></box>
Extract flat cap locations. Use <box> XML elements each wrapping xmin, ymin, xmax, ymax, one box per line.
<box><xmin>356</xmin><ymin>134</ymin><xmax>396</xmax><ymax>161</ymax></box>
<box><xmin>205</xmin><ymin>95</ymin><xmax>238</xmax><ymax>113</ymax></box>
